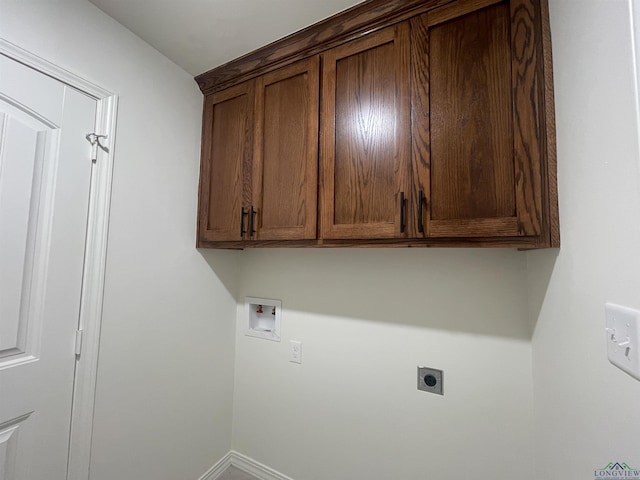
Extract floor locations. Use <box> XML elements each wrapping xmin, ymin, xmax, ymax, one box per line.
<box><xmin>218</xmin><ymin>466</ymin><xmax>259</xmax><ymax>480</ymax></box>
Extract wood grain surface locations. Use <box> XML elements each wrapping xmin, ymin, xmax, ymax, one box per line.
<box><xmin>511</xmin><ymin>0</ymin><xmax>543</xmax><ymax>236</ymax></box>
<box><xmin>320</xmin><ymin>24</ymin><xmax>411</xmax><ymax>239</ymax></box>
<box><xmin>410</xmin><ymin>13</ymin><xmax>431</xmax><ymax>239</ymax></box>
<box><xmin>540</xmin><ymin>0</ymin><xmax>559</xmax><ymax>247</ymax></box>
<box><xmin>196</xmin><ymin>235</ymin><xmax>547</xmax><ymax>249</ymax></box>
<box><xmin>198</xmin><ymin>81</ymin><xmax>254</xmax><ymax>243</ymax></box>
<box><xmin>427</xmin><ymin>0</ymin><xmax>504</xmax><ymax>26</ymax></box>
<box><xmin>196</xmin><ymin>0</ymin><xmax>559</xmax><ymax>249</ymax></box>
<box><xmin>410</xmin><ymin>0</ymin><xmax>549</xmax><ymax>239</ymax></box>
<box><xmin>253</xmin><ymin>57</ymin><xmax>319</xmax><ymax>240</ymax></box>
<box><xmin>430</xmin><ymin>2</ymin><xmax>515</xmax><ymax>222</ymax></box>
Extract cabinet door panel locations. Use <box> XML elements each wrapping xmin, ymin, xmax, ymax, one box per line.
<box><xmin>321</xmin><ymin>24</ymin><xmax>411</xmax><ymax>239</ymax></box>
<box><xmin>414</xmin><ymin>0</ymin><xmax>544</xmax><ymax>238</ymax></box>
<box><xmin>431</xmin><ymin>3</ymin><xmax>514</xmax><ymax>221</ymax></box>
<box><xmin>253</xmin><ymin>57</ymin><xmax>319</xmax><ymax>240</ymax></box>
<box><xmin>199</xmin><ymin>82</ymin><xmax>254</xmax><ymax>242</ymax></box>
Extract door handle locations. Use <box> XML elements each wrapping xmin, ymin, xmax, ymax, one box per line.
<box><xmin>418</xmin><ymin>190</ymin><xmax>424</xmax><ymax>234</ymax></box>
<box><xmin>240</xmin><ymin>207</ymin><xmax>248</xmax><ymax>238</ymax></box>
<box><xmin>250</xmin><ymin>207</ymin><xmax>257</xmax><ymax>237</ymax></box>
<box><xmin>399</xmin><ymin>192</ymin><xmax>405</xmax><ymax>234</ymax></box>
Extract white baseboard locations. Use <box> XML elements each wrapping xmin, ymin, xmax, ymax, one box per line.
<box><xmin>200</xmin><ymin>451</ymin><xmax>294</xmax><ymax>480</ymax></box>
<box><xmin>230</xmin><ymin>451</ymin><xmax>294</xmax><ymax>480</ymax></box>
<box><xmin>198</xmin><ymin>451</ymin><xmax>234</xmax><ymax>480</ymax></box>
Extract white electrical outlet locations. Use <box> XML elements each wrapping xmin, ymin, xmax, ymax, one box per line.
<box><xmin>606</xmin><ymin>303</ymin><xmax>640</xmax><ymax>381</ymax></box>
<box><xmin>289</xmin><ymin>340</ymin><xmax>302</xmax><ymax>364</ymax></box>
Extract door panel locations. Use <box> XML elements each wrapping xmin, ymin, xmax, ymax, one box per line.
<box><xmin>0</xmin><ymin>55</ymin><xmax>96</xmax><ymax>480</ymax></box>
<box><xmin>414</xmin><ymin>0</ymin><xmax>544</xmax><ymax>238</ymax></box>
<box><xmin>430</xmin><ymin>3</ymin><xmax>514</xmax><ymax>221</ymax></box>
<box><xmin>0</xmin><ymin>111</ymin><xmax>47</xmax><ymax>358</ymax></box>
<box><xmin>334</xmin><ymin>41</ymin><xmax>396</xmax><ymax>227</ymax></box>
<box><xmin>0</xmin><ymin>416</ymin><xmax>27</xmax><ymax>479</ymax></box>
<box><xmin>253</xmin><ymin>57</ymin><xmax>319</xmax><ymax>240</ymax></box>
<box><xmin>199</xmin><ymin>81</ymin><xmax>254</xmax><ymax>242</ymax></box>
<box><xmin>321</xmin><ymin>24</ymin><xmax>411</xmax><ymax>239</ymax></box>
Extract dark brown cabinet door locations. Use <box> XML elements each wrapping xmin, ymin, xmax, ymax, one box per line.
<box><xmin>198</xmin><ymin>81</ymin><xmax>254</xmax><ymax>243</ymax></box>
<box><xmin>321</xmin><ymin>24</ymin><xmax>411</xmax><ymax>240</ymax></box>
<box><xmin>253</xmin><ymin>57</ymin><xmax>319</xmax><ymax>240</ymax></box>
<box><xmin>412</xmin><ymin>0</ymin><xmax>545</xmax><ymax>238</ymax></box>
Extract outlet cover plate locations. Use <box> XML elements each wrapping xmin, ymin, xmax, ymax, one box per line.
<box><xmin>418</xmin><ymin>367</ymin><xmax>443</xmax><ymax>395</ymax></box>
<box><xmin>606</xmin><ymin>303</ymin><xmax>640</xmax><ymax>381</ymax></box>
<box><xmin>289</xmin><ymin>340</ymin><xmax>302</xmax><ymax>364</ymax></box>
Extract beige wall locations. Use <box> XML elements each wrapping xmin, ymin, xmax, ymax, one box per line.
<box><xmin>528</xmin><ymin>0</ymin><xmax>640</xmax><ymax>478</ymax></box>
<box><xmin>232</xmin><ymin>249</ymin><xmax>533</xmax><ymax>480</ymax></box>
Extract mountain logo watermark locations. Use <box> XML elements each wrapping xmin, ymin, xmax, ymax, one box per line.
<box><xmin>595</xmin><ymin>462</ymin><xmax>640</xmax><ymax>479</ymax></box>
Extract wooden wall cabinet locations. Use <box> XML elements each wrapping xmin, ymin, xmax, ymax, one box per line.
<box><xmin>197</xmin><ymin>57</ymin><xmax>319</xmax><ymax>245</ymax></box>
<box><xmin>196</xmin><ymin>0</ymin><xmax>558</xmax><ymax>249</ymax></box>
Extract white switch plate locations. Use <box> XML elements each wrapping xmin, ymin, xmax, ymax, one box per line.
<box><xmin>605</xmin><ymin>303</ymin><xmax>640</xmax><ymax>380</ymax></box>
<box><xmin>289</xmin><ymin>340</ymin><xmax>302</xmax><ymax>364</ymax></box>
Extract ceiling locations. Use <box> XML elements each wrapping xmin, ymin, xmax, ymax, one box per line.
<box><xmin>89</xmin><ymin>0</ymin><xmax>363</xmax><ymax>76</ymax></box>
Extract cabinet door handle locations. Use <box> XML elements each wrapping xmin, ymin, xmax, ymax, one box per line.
<box><xmin>399</xmin><ymin>192</ymin><xmax>405</xmax><ymax>234</ymax></box>
<box><xmin>418</xmin><ymin>190</ymin><xmax>424</xmax><ymax>234</ymax></box>
<box><xmin>240</xmin><ymin>208</ymin><xmax>248</xmax><ymax>237</ymax></box>
<box><xmin>250</xmin><ymin>207</ymin><xmax>257</xmax><ymax>237</ymax></box>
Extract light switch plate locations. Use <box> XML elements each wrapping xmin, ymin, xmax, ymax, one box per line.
<box><xmin>289</xmin><ymin>340</ymin><xmax>302</xmax><ymax>364</ymax></box>
<box><xmin>605</xmin><ymin>303</ymin><xmax>640</xmax><ymax>381</ymax></box>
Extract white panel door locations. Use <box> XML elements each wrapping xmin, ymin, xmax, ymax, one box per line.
<box><xmin>0</xmin><ymin>55</ymin><xmax>96</xmax><ymax>479</ymax></box>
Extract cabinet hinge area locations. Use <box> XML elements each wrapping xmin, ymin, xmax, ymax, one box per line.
<box><xmin>75</xmin><ymin>330</ymin><xmax>83</xmax><ymax>357</ymax></box>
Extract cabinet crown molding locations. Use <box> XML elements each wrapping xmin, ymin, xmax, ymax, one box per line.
<box><xmin>194</xmin><ymin>0</ymin><xmax>453</xmax><ymax>94</ymax></box>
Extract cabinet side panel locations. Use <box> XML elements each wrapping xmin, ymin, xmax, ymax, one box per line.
<box><xmin>198</xmin><ymin>95</ymin><xmax>215</xmax><ymax>245</ymax></box>
<box><xmin>430</xmin><ymin>3</ymin><xmax>515</xmax><ymax>221</ymax></box>
<box><xmin>540</xmin><ymin>0</ymin><xmax>559</xmax><ymax>246</ymax></box>
<box><xmin>333</xmin><ymin>42</ymin><xmax>398</xmax><ymax>226</ymax></box>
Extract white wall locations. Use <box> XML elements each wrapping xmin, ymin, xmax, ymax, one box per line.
<box><xmin>233</xmin><ymin>249</ymin><xmax>533</xmax><ymax>480</ymax></box>
<box><xmin>0</xmin><ymin>1</ymin><xmax>239</xmax><ymax>479</ymax></box>
<box><xmin>527</xmin><ymin>0</ymin><xmax>640</xmax><ymax>478</ymax></box>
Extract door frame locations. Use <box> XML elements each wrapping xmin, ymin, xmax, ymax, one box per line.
<box><xmin>0</xmin><ymin>38</ymin><xmax>118</xmax><ymax>480</ymax></box>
